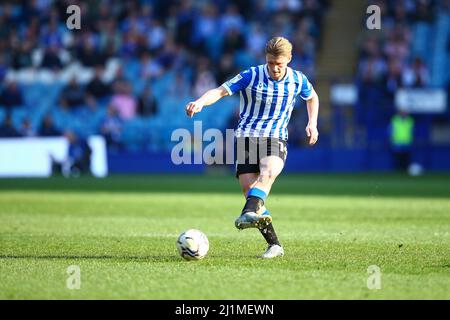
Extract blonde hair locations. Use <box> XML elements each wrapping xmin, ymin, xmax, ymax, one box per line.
<box><xmin>265</xmin><ymin>37</ymin><xmax>293</xmax><ymax>58</ymax></box>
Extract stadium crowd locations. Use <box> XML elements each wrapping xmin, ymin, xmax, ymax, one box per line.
<box><xmin>0</xmin><ymin>0</ymin><xmax>448</xmax><ymax>170</ymax></box>
<box><xmin>355</xmin><ymin>0</ymin><xmax>449</xmax><ymax>151</ymax></box>
<box><xmin>0</xmin><ymin>0</ymin><xmax>329</xmax><ymax>151</ymax></box>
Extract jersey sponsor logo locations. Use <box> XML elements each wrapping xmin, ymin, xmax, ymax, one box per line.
<box><xmin>229</xmin><ymin>74</ymin><xmax>243</xmax><ymax>84</ymax></box>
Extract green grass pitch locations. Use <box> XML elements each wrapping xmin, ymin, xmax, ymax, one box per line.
<box><xmin>0</xmin><ymin>173</ymin><xmax>449</xmax><ymax>299</ymax></box>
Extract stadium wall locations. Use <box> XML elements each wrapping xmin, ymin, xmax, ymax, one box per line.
<box><xmin>107</xmin><ymin>147</ymin><xmax>450</xmax><ymax>174</ymax></box>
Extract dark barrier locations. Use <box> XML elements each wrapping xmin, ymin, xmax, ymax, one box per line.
<box><xmin>107</xmin><ymin>147</ymin><xmax>450</xmax><ymax>174</ymax></box>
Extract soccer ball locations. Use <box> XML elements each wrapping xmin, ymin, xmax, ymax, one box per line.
<box><xmin>176</xmin><ymin>229</ymin><xmax>209</xmax><ymax>261</ymax></box>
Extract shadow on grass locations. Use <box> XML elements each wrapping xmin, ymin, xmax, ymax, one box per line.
<box><xmin>0</xmin><ymin>255</ymin><xmax>181</xmax><ymax>263</ymax></box>
<box><xmin>0</xmin><ymin>254</ymin><xmax>273</xmax><ymax>262</ymax></box>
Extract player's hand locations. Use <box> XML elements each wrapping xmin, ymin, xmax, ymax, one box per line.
<box><xmin>185</xmin><ymin>101</ymin><xmax>203</xmax><ymax>118</ymax></box>
<box><xmin>306</xmin><ymin>124</ymin><xmax>319</xmax><ymax>146</ymax></box>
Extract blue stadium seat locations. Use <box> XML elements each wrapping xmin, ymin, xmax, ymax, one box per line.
<box><xmin>0</xmin><ymin>108</ymin><xmax>5</xmax><ymax>123</ymax></box>
<box><xmin>430</xmin><ymin>13</ymin><xmax>449</xmax><ymax>87</ymax></box>
<box><xmin>11</xmin><ymin>107</ymin><xmax>28</xmax><ymax>128</ymax></box>
<box><xmin>412</xmin><ymin>22</ymin><xmax>431</xmax><ymax>62</ymax></box>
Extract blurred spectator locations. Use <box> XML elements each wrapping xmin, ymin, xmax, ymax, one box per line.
<box><xmin>220</xmin><ymin>4</ymin><xmax>245</xmax><ymax>34</ymax></box>
<box><xmin>19</xmin><ymin>118</ymin><xmax>36</xmax><ymax>137</ymax></box>
<box><xmin>101</xmin><ymin>105</ymin><xmax>123</xmax><ymax>150</ymax></box>
<box><xmin>77</xmin><ymin>35</ymin><xmax>106</xmax><ymax>67</ymax></box>
<box><xmin>40</xmin><ymin>42</ymin><xmax>64</xmax><ymax>70</ymax></box>
<box><xmin>216</xmin><ymin>53</ymin><xmax>237</xmax><ymax>86</ymax></box>
<box><xmin>174</xmin><ymin>0</ymin><xmax>197</xmax><ymax>49</ymax></box>
<box><xmin>222</xmin><ymin>28</ymin><xmax>245</xmax><ymax>54</ymax></box>
<box><xmin>165</xmin><ymin>70</ymin><xmax>191</xmax><ymax>98</ymax></box>
<box><xmin>60</xmin><ymin>77</ymin><xmax>85</xmax><ymax>109</ymax></box>
<box><xmin>413</xmin><ymin>0</ymin><xmax>434</xmax><ymax>23</ymax></box>
<box><xmin>0</xmin><ymin>114</ymin><xmax>21</xmax><ymax>137</ymax></box>
<box><xmin>0</xmin><ymin>80</ymin><xmax>23</xmax><ymax>110</ymax></box>
<box><xmin>64</xmin><ymin>131</ymin><xmax>92</xmax><ymax>177</ymax></box>
<box><xmin>110</xmin><ymin>81</ymin><xmax>137</xmax><ymax>120</ymax></box>
<box><xmin>120</xmin><ymin>29</ymin><xmax>146</xmax><ymax>58</ymax></box>
<box><xmin>384</xmin><ymin>59</ymin><xmax>404</xmax><ymax>98</ymax></box>
<box><xmin>86</xmin><ymin>66</ymin><xmax>112</xmax><ymax>100</ymax></box>
<box><xmin>274</xmin><ymin>0</ymin><xmax>302</xmax><ymax>13</ymax></box>
<box><xmin>156</xmin><ymin>37</ymin><xmax>179</xmax><ymax>70</ymax></box>
<box><xmin>40</xmin><ymin>10</ymin><xmax>64</xmax><ymax>48</ymax></box>
<box><xmin>383</xmin><ymin>34</ymin><xmax>410</xmax><ymax>66</ymax></box>
<box><xmin>138</xmin><ymin>86</ymin><xmax>158</xmax><ymax>117</ymax></box>
<box><xmin>402</xmin><ymin>57</ymin><xmax>430</xmax><ymax>88</ymax></box>
<box><xmin>38</xmin><ymin>114</ymin><xmax>62</xmax><ymax>137</ymax></box>
<box><xmin>193</xmin><ymin>57</ymin><xmax>217</xmax><ymax>98</ymax></box>
<box><xmin>193</xmin><ymin>3</ymin><xmax>219</xmax><ymax>48</ymax></box>
<box><xmin>390</xmin><ymin>110</ymin><xmax>415</xmax><ymax>171</ymax></box>
<box><xmin>146</xmin><ymin>19</ymin><xmax>166</xmax><ymax>52</ymax></box>
<box><xmin>291</xmin><ymin>41</ymin><xmax>315</xmax><ymax>80</ymax></box>
<box><xmin>11</xmin><ymin>40</ymin><xmax>34</xmax><ymax>69</ymax></box>
<box><xmin>358</xmin><ymin>54</ymin><xmax>387</xmax><ymax>84</ymax></box>
<box><xmin>246</xmin><ymin>22</ymin><xmax>267</xmax><ymax>61</ymax></box>
<box><xmin>140</xmin><ymin>51</ymin><xmax>164</xmax><ymax>81</ymax></box>
<box><xmin>0</xmin><ymin>54</ymin><xmax>8</xmax><ymax>82</ymax></box>
<box><xmin>98</xmin><ymin>19</ymin><xmax>122</xmax><ymax>59</ymax></box>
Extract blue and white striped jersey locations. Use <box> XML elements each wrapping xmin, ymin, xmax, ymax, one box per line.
<box><xmin>221</xmin><ymin>64</ymin><xmax>314</xmax><ymax>141</ymax></box>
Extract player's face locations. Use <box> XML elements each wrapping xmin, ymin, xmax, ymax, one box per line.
<box><xmin>266</xmin><ymin>54</ymin><xmax>291</xmax><ymax>81</ymax></box>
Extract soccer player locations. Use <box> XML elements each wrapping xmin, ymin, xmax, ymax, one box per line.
<box><xmin>185</xmin><ymin>37</ymin><xmax>319</xmax><ymax>258</ymax></box>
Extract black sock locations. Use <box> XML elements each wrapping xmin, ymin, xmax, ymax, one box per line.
<box><xmin>259</xmin><ymin>223</ymin><xmax>281</xmax><ymax>246</ymax></box>
<box><xmin>241</xmin><ymin>196</ymin><xmax>264</xmax><ymax>215</ymax></box>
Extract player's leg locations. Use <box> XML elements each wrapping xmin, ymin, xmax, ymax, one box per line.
<box><xmin>238</xmin><ymin>172</ymin><xmax>269</xmax><ymax>213</ymax></box>
<box><xmin>238</xmin><ymin>172</ymin><xmax>269</xmax><ymax>212</ymax></box>
<box><xmin>234</xmin><ymin>137</ymin><xmax>269</xmax><ymax>229</ymax></box>
<box><xmin>242</xmin><ymin>138</ymin><xmax>286</xmax><ymax>203</ymax></box>
<box><xmin>234</xmin><ymin>171</ymin><xmax>272</xmax><ymax>229</ymax></box>
<box><xmin>235</xmin><ymin>155</ymin><xmax>285</xmax><ymax>230</ymax></box>
<box><xmin>256</xmin><ymin>155</ymin><xmax>284</xmax><ymax>258</ymax></box>
<box><xmin>238</xmin><ymin>173</ymin><xmax>258</xmax><ymax>198</ymax></box>
<box><xmin>254</xmin><ymin>140</ymin><xmax>287</xmax><ymax>258</ymax></box>
<box><xmin>253</xmin><ymin>155</ymin><xmax>284</xmax><ymax>195</ymax></box>
<box><xmin>235</xmin><ymin>139</ymin><xmax>286</xmax><ymax>230</ymax></box>
<box><xmin>237</xmin><ymin>158</ymin><xmax>284</xmax><ymax>257</ymax></box>
<box><xmin>236</xmin><ymin>158</ymin><xmax>284</xmax><ymax>258</ymax></box>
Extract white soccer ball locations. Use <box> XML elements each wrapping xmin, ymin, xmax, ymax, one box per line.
<box><xmin>176</xmin><ymin>229</ymin><xmax>209</xmax><ymax>261</ymax></box>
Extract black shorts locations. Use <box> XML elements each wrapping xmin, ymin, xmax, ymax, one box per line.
<box><xmin>235</xmin><ymin>137</ymin><xmax>288</xmax><ymax>178</ymax></box>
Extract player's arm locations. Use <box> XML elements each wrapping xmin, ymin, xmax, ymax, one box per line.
<box><xmin>185</xmin><ymin>86</ymin><xmax>229</xmax><ymax>118</ymax></box>
<box><xmin>305</xmin><ymin>88</ymin><xmax>319</xmax><ymax>146</ymax></box>
<box><xmin>186</xmin><ymin>69</ymin><xmax>252</xmax><ymax>118</ymax></box>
